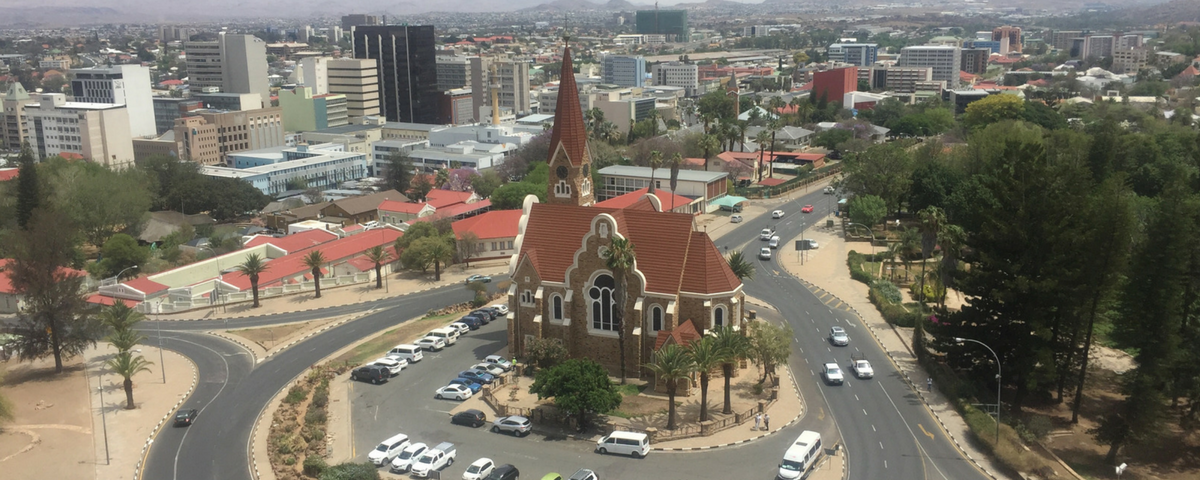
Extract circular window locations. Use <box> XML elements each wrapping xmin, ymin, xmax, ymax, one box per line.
<box><xmin>556</xmin><ymin>165</ymin><xmax>569</xmax><ymax>179</ymax></box>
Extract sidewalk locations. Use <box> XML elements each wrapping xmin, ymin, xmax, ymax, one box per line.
<box><xmin>0</xmin><ymin>355</ymin><xmax>94</xmax><ymax>480</ymax></box>
<box><xmin>776</xmin><ymin>214</ymin><xmax>1009</xmax><ymax>480</ymax></box>
<box><xmin>700</xmin><ymin>176</ymin><xmax>836</xmax><ymax>241</ymax></box>
<box><xmin>154</xmin><ymin>259</ymin><xmax>511</xmax><ymax>321</ymax></box>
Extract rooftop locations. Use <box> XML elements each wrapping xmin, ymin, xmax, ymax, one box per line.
<box><xmin>599</xmin><ymin>165</ymin><xmax>728</xmax><ymax>183</ymax></box>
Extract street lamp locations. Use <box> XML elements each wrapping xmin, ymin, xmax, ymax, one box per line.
<box><xmin>955</xmin><ymin>337</ymin><xmax>1001</xmax><ymax>446</ymax></box>
<box><xmin>845</xmin><ymin>222</ymin><xmax>877</xmax><ymax>255</ymax></box>
<box><xmin>106</xmin><ymin>265</ymin><xmax>138</xmax><ymax>285</ymax></box>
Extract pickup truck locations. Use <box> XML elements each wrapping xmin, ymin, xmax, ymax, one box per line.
<box><xmin>851</xmin><ymin>354</ymin><xmax>874</xmax><ymax>379</ymax></box>
<box><xmin>410</xmin><ymin>441</ymin><xmax>456</xmax><ymax>477</ymax></box>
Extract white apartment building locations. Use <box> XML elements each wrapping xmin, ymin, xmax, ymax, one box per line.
<box><xmin>25</xmin><ymin>93</ymin><xmax>134</xmax><ymax>169</ymax></box>
<box><xmin>437</xmin><ymin>55</ymin><xmax>472</xmax><ymax>92</ymax></box>
<box><xmin>651</xmin><ymin>62</ymin><xmax>699</xmax><ymax>97</ymax></box>
<box><xmin>296</xmin><ymin>57</ymin><xmax>330</xmax><ymax>94</ymax></box>
<box><xmin>898</xmin><ymin>46</ymin><xmax>961</xmax><ymax>88</ymax></box>
<box><xmin>602</xmin><ymin>55</ymin><xmax>646</xmax><ymax>87</ymax></box>
<box><xmin>184</xmin><ymin>33</ymin><xmax>270</xmax><ymax>108</ymax></box>
<box><xmin>327</xmin><ymin>58</ymin><xmax>380</xmax><ymax>119</ymax></box>
<box><xmin>1112</xmin><ymin>48</ymin><xmax>1148</xmax><ymax>76</ymax></box>
<box><xmin>70</xmin><ymin>65</ymin><xmax>156</xmax><ymax>138</ymax></box>
<box><xmin>470</xmin><ymin>57</ymin><xmax>532</xmax><ymax>120</ymax></box>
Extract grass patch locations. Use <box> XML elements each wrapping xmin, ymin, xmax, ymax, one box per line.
<box><xmin>328</xmin><ymin>313</ymin><xmax>458</xmax><ymax>367</ymax></box>
<box><xmin>615</xmin><ymin>384</ymin><xmax>647</xmax><ymax>396</ymax></box>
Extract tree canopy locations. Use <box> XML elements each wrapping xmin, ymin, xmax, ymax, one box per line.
<box><xmin>528</xmin><ymin>358</ymin><xmax>622</xmax><ymax>426</ymax></box>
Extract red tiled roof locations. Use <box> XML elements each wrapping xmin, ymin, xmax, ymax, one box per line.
<box><xmin>122</xmin><ymin>276</ymin><xmax>170</xmax><ymax>295</ymax></box>
<box><xmin>425</xmin><ymin>189</ymin><xmax>474</xmax><ymax>209</ymax></box>
<box><xmin>378</xmin><ymin>199</ymin><xmax>427</xmax><ymax>215</ymax></box>
<box><xmin>59</xmin><ymin>152</ymin><xmax>84</xmax><ymax>160</ymax></box>
<box><xmin>596</xmin><ymin>188</ymin><xmax>693</xmax><ymax>211</ymax></box>
<box><xmin>243</xmin><ymin>229</ymin><xmax>338</xmax><ymax>253</ymax></box>
<box><xmin>548</xmin><ymin>45</ymin><xmax>589</xmax><ymax>166</ymax></box>
<box><xmin>453</xmin><ymin>209</ymin><xmax>522</xmax><ymax>240</ymax></box>
<box><xmin>159</xmin><ymin>79</ymin><xmax>184</xmax><ymax>86</ymax></box>
<box><xmin>86</xmin><ymin>294</ymin><xmax>139</xmax><ymax>307</ymax></box>
<box><xmin>0</xmin><ymin>168</ymin><xmax>18</xmax><ymax>181</ymax></box>
<box><xmin>436</xmin><ymin>199</ymin><xmax>491</xmax><ymax>219</ymax></box>
<box><xmin>654</xmin><ymin>319</ymin><xmax>702</xmax><ymax>350</ymax></box>
<box><xmin>518</xmin><ymin>203</ymin><xmax>740</xmax><ymax>295</ymax></box>
<box><xmin>223</xmin><ymin>228</ymin><xmax>403</xmax><ymax>290</ymax></box>
<box><xmin>758</xmin><ymin>178</ymin><xmax>786</xmax><ymax>186</ymax></box>
<box><xmin>1177</xmin><ymin>65</ymin><xmax>1199</xmax><ymax>79</ymax></box>
<box><xmin>775</xmin><ymin>152</ymin><xmax>825</xmax><ymax>162</ymax></box>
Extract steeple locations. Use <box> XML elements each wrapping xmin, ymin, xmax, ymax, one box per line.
<box><xmin>726</xmin><ymin>70</ymin><xmax>740</xmax><ymax>119</ymax></box>
<box><xmin>545</xmin><ymin>41</ymin><xmax>594</xmax><ymax>207</ymax></box>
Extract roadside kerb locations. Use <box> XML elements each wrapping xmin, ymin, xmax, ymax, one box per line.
<box><xmin>207</xmin><ymin>330</ymin><xmax>260</xmax><ymax>364</ymax></box>
<box><xmin>134</xmin><ymin>351</ymin><xmax>199</xmax><ymax>480</ymax></box>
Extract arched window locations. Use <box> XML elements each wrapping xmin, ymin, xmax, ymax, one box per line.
<box><xmin>714</xmin><ymin>305</ymin><xmax>726</xmax><ymax>328</ymax></box>
<box><xmin>589</xmin><ymin>274</ymin><xmax>616</xmax><ymax>331</ymax></box>
<box><xmin>552</xmin><ymin>294</ymin><xmax>563</xmax><ymax>321</ymax></box>
<box><xmin>651</xmin><ymin>305</ymin><xmax>663</xmax><ymax>331</ymax></box>
<box><xmin>554</xmin><ymin>180</ymin><xmax>572</xmax><ymax>197</ymax></box>
<box><xmin>520</xmin><ymin>290</ymin><xmax>534</xmax><ymax>306</ymax></box>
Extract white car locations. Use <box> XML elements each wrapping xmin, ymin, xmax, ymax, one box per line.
<box><xmin>822</xmin><ymin>363</ymin><xmax>845</xmax><ymax>385</ymax></box>
<box><xmin>802</xmin><ymin>239</ymin><xmax>820</xmax><ymax>250</ymax></box>
<box><xmin>491</xmin><ymin>304</ymin><xmax>509</xmax><ymax>315</ymax></box>
<box><xmin>471</xmin><ymin>363</ymin><xmax>506</xmax><ymax>377</ymax></box>
<box><xmin>769</xmin><ymin>236</ymin><xmax>780</xmax><ymax>249</ymax></box>
<box><xmin>418</xmin><ymin>336</ymin><xmax>446</xmax><ymax>351</ymax></box>
<box><xmin>772</xmin><ymin>210</ymin><xmax>785</xmax><ymax>218</ymax></box>
<box><xmin>367</xmin><ymin>433</ymin><xmax>410</xmax><ymax>466</ymax></box>
<box><xmin>390</xmin><ymin>442</ymin><xmax>428</xmax><ymax>473</ymax></box>
<box><xmin>435</xmin><ymin>384</ymin><xmax>473</xmax><ymax>400</ymax></box>
<box><xmin>760</xmin><ymin>228</ymin><xmax>774</xmax><ymax>240</ymax></box>
<box><xmin>449</xmin><ymin>322</ymin><xmax>471</xmax><ymax>335</ymax></box>
<box><xmin>852</xmin><ymin>358</ymin><xmax>874</xmax><ymax>379</ymax></box>
<box><xmin>372</xmin><ymin>357</ymin><xmax>407</xmax><ymax>376</ymax></box>
<box><xmin>484</xmin><ymin>355</ymin><xmax>513</xmax><ymax>371</ymax></box>
<box><xmin>462</xmin><ymin>457</ymin><xmax>495</xmax><ymax>480</ymax></box>
<box><xmin>731</xmin><ymin>214</ymin><xmax>743</xmax><ymax>223</ymax></box>
<box><xmin>759</xmin><ymin>247</ymin><xmax>772</xmax><ymax>260</ymax></box>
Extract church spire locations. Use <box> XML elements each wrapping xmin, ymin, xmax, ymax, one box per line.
<box><xmin>545</xmin><ymin>41</ymin><xmax>594</xmax><ymax>207</ymax></box>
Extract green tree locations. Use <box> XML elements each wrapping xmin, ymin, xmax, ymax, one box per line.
<box><xmin>528</xmin><ymin>359</ymin><xmax>622</xmax><ymax>430</ymax></box>
<box><xmin>699</xmin><ymin>134</ymin><xmax>721</xmax><ymax>171</ymax></box>
<box><xmin>811</xmin><ymin>128</ymin><xmax>853</xmax><ymax>150</ymax></box>
<box><xmin>490</xmin><ymin>182</ymin><xmax>546</xmax><ymax>209</ymax></box>
<box><xmin>962</xmin><ymin>94</ymin><xmax>1026</xmax><ymax>130</ymax></box>
<box><xmin>525</xmin><ymin>336</ymin><xmax>569</xmax><ymax>372</ymax></box>
<box><xmin>644</xmin><ymin>344</ymin><xmax>695</xmax><ymax>430</ymax></box>
<box><xmin>302</xmin><ymin>250</ymin><xmax>327</xmax><ymax>298</ymax></box>
<box><xmin>14</xmin><ymin>142</ymin><xmax>39</xmax><ymax>230</ymax></box>
<box><xmin>234</xmin><ymin>254</ymin><xmax>269</xmax><ymax>308</ymax></box>
<box><xmin>0</xmin><ymin>371</ymin><xmax>14</xmax><ymax>424</ymax></box>
<box><xmin>400</xmin><ymin>242</ymin><xmax>433</xmax><ymax>273</ymax></box>
<box><xmin>99</xmin><ymin>302</ymin><xmax>144</xmax><ymax>334</ymax></box>
<box><xmin>90</xmin><ymin>234</ymin><xmax>149</xmax><ymax>279</ymax></box>
<box><xmin>840</xmin><ymin>143</ymin><xmax>914</xmax><ymax>213</ymax></box>
<box><xmin>726</xmin><ymin>251</ymin><xmax>755</xmax><ymax>281</ymax></box>
<box><xmin>747</xmin><ymin>320</ymin><xmax>792</xmax><ymax>384</ymax></box>
<box><xmin>363</xmin><ymin>245</ymin><xmax>391</xmax><ymax>290</ymax></box>
<box><xmin>105</xmin><ymin>351</ymin><xmax>154</xmax><ymax>409</ymax></box>
<box><xmin>457</xmin><ymin>231</ymin><xmax>481</xmax><ymax>268</ymax></box>
<box><xmin>848</xmin><ymin>194</ymin><xmax>887</xmax><ymax>227</ymax></box>
<box><xmin>686</xmin><ymin>336</ymin><xmax>723</xmax><ymax>422</ymax></box>
<box><xmin>470</xmin><ymin>170</ymin><xmax>503</xmax><ymax>198</ymax></box>
<box><xmin>414</xmin><ymin>236</ymin><xmax>454</xmax><ymax>281</ymax></box>
<box><xmin>408</xmin><ymin>174</ymin><xmax>435</xmax><ymax>202</ymax></box>
<box><xmin>385</xmin><ymin>152</ymin><xmax>413</xmax><ymax>195</ymax></box>
<box><xmin>318</xmin><ymin>461</ymin><xmax>381</xmax><ymax>480</ymax></box>
<box><xmin>712</xmin><ymin>326</ymin><xmax>751</xmax><ymax>414</ymax></box>
<box><xmin>602</xmin><ymin>236</ymin><xmax>636</xmax><ymax>384</ymax></box>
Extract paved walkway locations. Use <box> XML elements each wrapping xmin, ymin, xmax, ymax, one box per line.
<box><xmin>777</xmin><ymin>213</ymin><xmax>1009</xmax><ymax>480</ymax></box>
<box><xmin>154</xmin><ymin>259</ymin><xmax>512</xmax><ymax>321</ymax></box>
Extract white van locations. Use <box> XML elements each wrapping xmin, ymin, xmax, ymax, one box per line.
<box><xmin>777</xmin><ymin>430</ymin><xmax>823</xmax><ymax>479</ymax></box>
<box><xmin>596</xmin><ymin>430</ymin><xmax>650</xmax><ymax>458</ymax></box>
<box><xmin>388</xmin><ymin>344</ymin><xmax>424</xmax><ymax>363</ymax></box>
<box><xmin>428</xmin><ymin>327</ymin><xmax>459</xmax><ymax>346</ymax></box>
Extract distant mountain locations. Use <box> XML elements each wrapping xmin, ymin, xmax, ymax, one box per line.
<box><xmin>520</xmin><ymin>0</ymin><xmax>651</xmax><ymax>11</ymax></box>
<box><xmin>0</xmin><ymin>6</ymin><xmax>122</xmax><ymax>25</ymax></box>
<box><xmin>675</xmin><ymin>0</ymin><xmax>750</xmax><ymax>7</ymax></box>
<box><xmin>603</xmin><ymin>0</ymin><xmax>640</xmax><ymax>9</ymax></box>
<box><xmin>1117</xmin><ymin>0</ymin><xmax>1200</xmax><ymax>24</ymax></box>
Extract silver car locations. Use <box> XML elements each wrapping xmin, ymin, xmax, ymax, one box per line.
<box><xmin>491</xmin><ymin>415</ymin><xmax>532</xmax><ymax>436</ymax></box>
<box><xmin>829</xmin><ymin>326</ymin><xmax>849</xmax><ymax>346</ymax></box>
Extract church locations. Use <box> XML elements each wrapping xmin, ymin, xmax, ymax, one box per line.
<box><xmin>505</xmin><ymin>43</ymin><xmax>746</xmax><ymax>379</ymax></box>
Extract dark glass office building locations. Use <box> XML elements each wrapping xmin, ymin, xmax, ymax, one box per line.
<box><xmin>635</xmin><ymin>10</ymin><xmax>689</xmax><ymax>43</ymax></box>
<box><xmin>351</xmin><ymin>25</ymin><xmax>439</xmax><ymax>123</ymax></box>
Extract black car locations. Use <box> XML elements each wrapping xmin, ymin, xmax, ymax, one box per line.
<box><xmin>484</xmin><ymin>464</ymin><xmax>520</xmax><ymax>480</ymax></box>
<box><xmin>471</xmin><ymin>309</ymin><xmax>495</xmax><ymax>323</ymax></box>
<box><xmin>350</xmin><ymin>365</ymin><xmax>389</xmax><ymax>384</ymax></box>
<box><xmin>451</xmin><ymin>409</ymin><xmax>487</xmax><ymax>428</ymax></box>
<box><xmin>483</xmin><ymin>306</ymin><xmax>503</xmax><ymax>318</ymax></box>
<box><xmin>459</xmin><ymin>315</ymin><xmax>483</xmax><ymax>330</ymax></box>
<box><xmin>174</xmin><ymin>408</ymin><xmax>198</xmax><ymax>427</ymax></box>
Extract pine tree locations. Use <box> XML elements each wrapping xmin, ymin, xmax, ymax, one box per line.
<box><xmin>15</xmin><ymin>142</ymin><xmax>39</xmax><ymax>230</ymax></box>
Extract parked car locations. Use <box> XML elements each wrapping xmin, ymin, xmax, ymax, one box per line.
<box><xmin>412</xmin><ymin>441</ymin><xmax>457</xmax><ymax>478</ymax></box>
<box><xmin>596</xmin><ymin>430</ymin><xmax>650</xmax><ymax>458</ymax></box>
<box><xmin>367</xmin><ymin>433</ymin><xmax>410</xmax><ymax>466</ymax></box>
<box><xmin>772</xmin><ymin>209</ymin><xmax>785</xmax><ymax>219</ymax></box>
<box><xmin>492</xmin><ymin>415</ymin><xmax>532</xmax><ymax>436</ymax></box>
<box><xmin>492</xmin><ymin>303</ymin><xmax>509</xmax><ymax>315</ymax></box>
<box><xmin>822</xmin><ymin>363</ymin><xmax>845</xmax><ymax>385</ymax></box>
<box><xmin>174</xmin><ymin>408</ymin><xmax>198</xmax><ymax>427</ymax></box>
<box><xmin>568</xmin><ymin>469</ymin><xmax>599</xmax><ymax>480</ymax></box>
<box><xmin>418</xmin><ymin>336</ymin><xmax>446</xmax><ymax>352</ymax></box>
<box><xmin>390</xmin><ymin>442</ymin><xmax>428</xmax><ymax>473</ymax></box>
<box><xmin>449</xmin><ymin>377</ymin><xmax>483</xmax><ymax>393</ymax></box>
<box><xmin>483</xmin><ymin>306</ymin><xmax>504</xmax><ymax>318</ymax></box>
<box><xmin>471</xmin><ymin>309</ymin><xmax>497</xmax><ymax>322</ymax></box>
<box><xmin>802</xmin><ymin>239</ymin><xmax>820</xmax><ymax>250</ymax></box>
<box><xmin>851</xmin><ymin>355</ymin><xmax>874</xmax><ymax>379</ymax></box>
<box><xmin>768</xmin><ymin>236</ymin><xmax>780</xmax><ymax>249</ymax></box>
<box><xmin>451</xmin><ymin>409</ymin><xmax>487</xmax><ymax>427</ymax></box>
<box><xmin>435</xmin><ymin>384</ymin><xmax>474</xmax><ymax>400</ymax></box>
<box><xmin>458</xmin><ymin>369</ymin><xmax>495</xmax><ymax>384</ymax></box>
<box><xmin>459</xmin><ymin>315</ymin><xmax>483</xmax><ymax>330</ymax></box>
<box><xmin>484</xmin><ymin>355</ymin><xmax>513</xmax><ymax>371</ymax></box>
<box><xmin>541</xmin><ymin>474</ymin><xmax>563</xmax><ymax>480</ymax></box>
<box><xmin>484</xmin><ymin>464</ymin><xmax>520</xmax><ymax>480</ymax></box>
<box><xmin>372</xmin><ymin>357</ymin><xmax>407</xmax><ymax>376</ymax></box>
<box><xmin>801</xmin><ymin>204</ymin><xmax>814</xmax><ymax>213</ymax></box>
<box><xmin>759</xmin><ymin>247</ymin><xmax>772</xmax><ymax>261</ymax></box>
<box><xmin>471</xmin><ymin>363</ymin><xmax>506</xmax><ymax>377</ymax></box>
<box><xmin>466</xmin><ymin>275</ymin><xmax>492</xmax><ymax>284</ymax></box>
<box><xmin>463</xmin><ymin>457</ymin><xmax>496</xmax><ymax>480</ymax></box>
<box><xmin>351</xmin><ymin>365</ymin><xmax>389</xmax><ymax>384</ymax></box>
<box><xmin>388</xmin><ymin>344</ymin><xmax>423</xmax><ymax>363</ymax></box>
<box><xmin>449</xmin><ymin>322</ymin><xmax>471</xmax><ymax>335</ymax></box>
<box><xmin>730</xmin><ymin>214</ymin><xmax>743</xmax><ymax>223</ymax></box>
<box><xmin>829</xmin><ymin>326</ymin><xmax>849</xmax><ymax>346</ymax></box>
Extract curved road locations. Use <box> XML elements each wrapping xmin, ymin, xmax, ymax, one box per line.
<box><xmin>143</xmin><ymin>184</ymin><xmax>991</xmax><ymax>480</ymax></box>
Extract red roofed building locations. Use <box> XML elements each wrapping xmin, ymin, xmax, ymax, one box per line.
<box><xmin>0</xmin><ymin>259</ymin><xmax>87</xmax><ymax>313</ymax></box>
<box><xmin>243</xmin><ymin>229</ymin><xmax>339</xmax><ymax>253</ymax></box>
<box><xmin>0</xmin><ymin>168</ymin><xmax>18</xmax><ymax>182</ymax></box>
<box><xmin>596</xmin><ymin>188</ymin><xmax>699</xmax><ymax>215</ymax></box>
<box><xmin>452</xmin><ymin>209</ymin><xmax>523</xmax><ymax>261</ymax></box>
<box><xmin>506</xmin><ymin>44</ymin><xmax>745</xmax><ymax>380</ymax></box>
<box><xmin>222</xmin><ymin>227</ymin><xmax>403</xmax><ymax>291</ymax></box>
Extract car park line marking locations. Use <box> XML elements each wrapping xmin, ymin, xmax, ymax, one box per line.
<box><xmin>919</xmin><ymin>424</ymin><xmax>935</xmax><ymax>440</ymax></box>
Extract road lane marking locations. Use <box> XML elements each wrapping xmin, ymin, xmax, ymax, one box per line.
<box><xmin>878</xmin><ymin>383</ymin><xmax>950</xmax><ymax>480</ymax></box>
<box><xmin>919</xmin><ymin>423</ymin><xmax>935</xmax><ymax>440</ymax></box>
<box><xmin>818</xmin><ymin>408</ymin><xmax>825</xmax><ymax>421</ymax></box>
<box><xmin>880</xmin><ymin>441</ymin><xmax>884</xmax><ymax>450</ymax></box>
<box><xmin>855</xmin><ymin>395</ymin><xmax>860</xmax><ymax>401</ymax></box>
<box><xmin>863</xmin><ymin>409</ymin><xmax>868</xmax><ymax>416</ymax></box>
<box><xmin>872</xmin><ymin>424</ymin><xmax>876</xmax><ymax>432</ymax></box>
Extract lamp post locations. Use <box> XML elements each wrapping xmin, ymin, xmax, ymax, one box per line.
<box><xmin>97</xmin><ymin>367</ymin><xmax>110</xmax><ymax>464</ymax></box>
<box><xmin>106</xmin><ymin>265</ymin><xmax>139</xmax><ymax>285</ymax></box>
<box><xmin>955</xmin><ymin>337</ymin><xmax>1001</xmax><ymax>446</ymax></box>
<box><xmin>846</xmin><ymin>222</ymin><xmax>877</xmax><ymax>255</ymax></box>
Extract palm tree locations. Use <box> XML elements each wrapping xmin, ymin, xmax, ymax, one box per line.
<box><xmin>936</xmin><ymin>224</ymin><xmax>966</xmax><ymax>309</ymax></box>
<box><xmin>302</xmin><ymin>250</ymin><xmax>327</xmax><ymax>298</ymax></box>
<box><xmin>234</xmin><ymin>253</ymin><xmax>269</xmax><ymax>308</ymax></box>
<box><xmin>686</xmin><ymin>336</ymin><xmax>723</xmax><ymax>422</ymax></box>
<box><xmin>364</xmin><ymin>245</ymin><xmax>391</xmax><ymax>289</ymax></box>
<box><xmin>767</xmin><ymin>119</ymin><xmax>782</xmax><ymax>178</ymax></box>
<box><xmin>668</xmin><ymin>153</ymin><xmax>683</xmax><ymax>209</ymax></box>
<box><xmin>106</xmin><ymin>351</ymin><xmax>153</xmax><ymax>409</ymax></box>
<box><xmin>100</xmin><ymin>303</ymin><xmax>144</xmax><ymax>334</ymax></box>
<box><xmin>603</xmin><ymin>236</ymin><xmax>636</xmax><ymax>384</ymax></box>
<box><xmin>734</xmin><ymin>121</ymin><xmax>749</xmax><ymax>152</ymax></box>
<box><xmin>647</xmin><ymin>151</ymin><xmax>663</xmax><ymax>194</ymax></box>
<box><xmin>726</xmin><ymin>252</ymin><xmax>755</xmax><ymax>281</ymax></box>
<box><xmin>754</xmin><ymin>130</ymin><xmax>772</xmax><ymax>182</ymax></box>
<box><xmin>427</xmin><ymin>237</ymin><xmax>455</xmax><ymax>282</ymax></box>
<box><xmin>898</xmin><ymin>228</ymin><xmax>922</xmax><ymax>283</ymax></box>
<box><xmin>645</xmin><ymin>343</ymin><xmax>695</xmax><ymax>430</ymax></box>
<box><xmin>712</xmin><ymin>326</ymin><xmax>750</xmax><ymax>414</ymax></box>
<box><xmin>699</xmin><ymin>134</ymin><xmax>720</xmax><ymax>171</ymax></box>
<box><xmin>916</xmin><ymin>206</ymin><xmax>946</xmax><ymax>303</ymax></box>
<box><xmin>106</xmin><ymin>328</ymin><xmax>147</xmax><ymax>353</ymax></box>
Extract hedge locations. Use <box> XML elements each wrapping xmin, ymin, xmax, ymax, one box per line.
<box><xmin>847</xmin><ymin>250</ymin><xmax>883</xmax><ymax>284</ymax></box>
<box><xmin>867</xmin><ymin>282</ymin><xmax>919</xmax><ymax>328</ymax></box>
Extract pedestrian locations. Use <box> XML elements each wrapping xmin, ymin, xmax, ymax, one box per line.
<box><xmin>754</xmin><ymin>413</ymin><xmax>762</xmax><ymax>431</ymax></box>
<box><xmin>764</xmin><ymin>414</ymin><xmax>771</xmax><ymax>431</ymax></box>
<box><xmin>927</xmin><ymin>377</ymin><xmax>933</xmax><ymax>392</ymax></box>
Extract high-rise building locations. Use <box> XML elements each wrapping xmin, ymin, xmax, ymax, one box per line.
<box><xmin>184</xmin><ymin>33</ymin><xmax>270</xmax><ymax>108</ymax></box>
<box><xmin>960</xmin><ymin>48</ymin><xmax>990</xmax><ymax>75</ymax></box>
<box><xmin>1112</xmin><ymin>48</ymin><xmax>1148</xmax><ymax>75</ymax></box>
<box><xmin>1081</xmin><ymin>35</ymin><xmax>1115</xmax><ymax>59</ymax></box>
<box><xmin>635</xmin><ymin>10</ymin><xmax>689</xmax><ymax>43</ymax></box>
<box><xmin>437</xmin><ymin>56</ymin><xmax>473</xmax><ymax>93</ymax></box>
<box><xmin>297</xmin><ymin>57</ymin><xmax>330</xmax><ymax>94</ymax></box>
<box><xmin>25</xmin><ymin>93</ymin><xmax>134</xmax><ymax>169</ymax></box>
<box><xmin>992</xmin><ymin>26</ymin><xmax>1022</xmax><ymax>54</ymax></box>
<box><xmin>328</xmin><ymin>58</ymin><xmax>380</xmax><ymax>119</ymax></box>
<box><xmin>173</xmin><ymin>107</ymin><xmax>284</xmax><ymax>165</ymax></box>
<box><xmin>351</xmin><ymin>25</ymin><xmax>439</xmax><ymax>124</ymax></box>
<box><xmin>1116</xmin><ymin>34</ymin><xmax>1144</xmax><ymax>50</ymax></box>
<box><xmin>602</xmin><ymin>55</ymin><xmax>646</xmax><ymax>87</ymax></box>
<box><xmin>341</xmin><ymin>14</ymin><xmax>381</xmax><ymax>32</ymax></box>
<box><xmin>1051</xmin><ymin>30</ymin><xmax>1084</xmax><ymax>51</ymax></box>
<box><xmin>70</xmin><ymin>65</ymin><xmax>156</xmax><ymax>138</ymax></box>
<box><xmin>651</xmin><ymin>62</ymin><xmax>699</xmax><ymax>97</ymax></box>
<box><xmin>152</xmin><ymin>97</ymin><xmax>203</xmax><ymax>135</ymax></box>
<box><xmin>2</xmin><ymin>82</ymin><xmax>34</xmax><ymax>150</ymax></box>
<box><xmin>828</xmin><ymin>43</ymin><xmax>878</xmax><ymax>66</ymax></box>
<box><xmin>158</xmin><ymin>25</ymin><xmax>194</xmax><ymax>43</ymax></box>
<box><xmin>279</xmin><ymin>87</ymin><xmax>349</xmax><ymax>132</ymax></box>
<box><xmin>470</xmin><ymin>57</ymin><xmax>532</xmax><ymax>121</ymax></box>
<box><xmin>963</xmin><ymin>40</ymin><xmax>1001</xmax><ymax>55</ymax></box>
<box><xmin>812</xmin><ymin>67</ymin><xmax>857</xmax><ymax>107</ymax></box>
<box><xmin>439</xmin><ymin>88</ymin><xmax>474</xmax><ymax>125</ymax></box>
<box><xmin>898</xmin><ymin>46</ymin><xmax>961</xmax><ymax>88</ymax></box>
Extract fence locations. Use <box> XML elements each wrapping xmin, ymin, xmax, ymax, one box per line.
<box><xmin>137</xmin><ymin>273</ymin><xmax>372</xmax><ymax>314</ymax></box>
<box><xmin>734</xmin><ymin>164</ymin><xmax>842</xmax><ymax>199</ymax></box>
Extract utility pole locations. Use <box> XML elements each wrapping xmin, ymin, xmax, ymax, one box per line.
<box><xmin>97</xmin><ymin>369</ymin><xmax>110</xmax><ymax>464</ymax></box>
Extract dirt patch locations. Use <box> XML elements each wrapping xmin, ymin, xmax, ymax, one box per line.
<box><xmin>228</xmin><ymin>319</ymin><xmax>333</xmax><ymax>351</ymax></box>
<box><xmin>0</xmin><ymin>356</ymin><xmax>94</xmax><ymax>480</ymax></box>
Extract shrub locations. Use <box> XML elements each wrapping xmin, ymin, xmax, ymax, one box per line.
<box><xmin>285</xmin><ymin>385</ymin><xmax>308</xmax><ymax>405</ymax></box>
<box><xmin>868</xmin><ymin>284</ymin><xmax>918</xmax><ymax>327</ymax></box>
<box><xmin>305</xmin><ymin>409</ymin><xmax>327</xmax><ymax>425</ymax></box>
<box><xmin>319</xmin><ymin>462</ymin><xmax>382</xmax><ymax>480</ymax></box>
<box><xmin>303</xmin><ymin>456</ymin><xmax>327</xmax><ymax>476</ymax></box>
<box><xmin>847</xmin><ymin>251</ymin><xmax>877</xmax><ymax>284</ymax></box>
<box><xmin>283</xmin><ymin>455</ymin><xmax>296</xmax><ymax>466</ymax></box>
<box><xmin>311</xmin><ymin>391</ymin><xmax>328</xmax><ymax>409</ymax></box>
<box><xmin>870</xmin><ymin>280</ymin><xmax>902</xmax><ymax>304</ymax></box>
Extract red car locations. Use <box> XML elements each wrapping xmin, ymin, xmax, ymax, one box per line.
<box><xmin>801</xmin><ymin>205</ymin><xmax>814</xmax><ymax>213</ymax></box>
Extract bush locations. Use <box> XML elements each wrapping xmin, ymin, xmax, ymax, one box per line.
<box><xmin>283</xmin><ymin>455</ymin><xmax>296</xmax><ymax>466</ymax></box>
<box><xmin>847</xmin><ymin>251</ymin><xmax>878</xmax><ymax>284</ymax></box>
<box><xmin>319</xmin><ymin>462</ymin><xmax>382</xmax><ymax>480</ymax></box>
<box><xmin>285</xmin><ymin>385</ymin><xmax>308</xmax><ymax>405</ymax></box>
<box><xmin>303</xmin><ymin>456</ymin><xmax>328</xmax><ymax>476</ymax></box>
<box><xmin>305</xmin><ymin>409</ymin><xmax>327</xmax><ymax>425</ymax></box>
<box><xmin>311</xmin><ymin>391</ymin><xmax>328</xmax><ymax>409</ymax></box>
<box><xmin>870</xmin><ymin>280</ymin><xmax>902</xmax><ymax>304</ymax></box>
<box><xmin>868</xmin><ymin>283</ymin><xmax>919</xmax><ymax>327</ymax></box>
